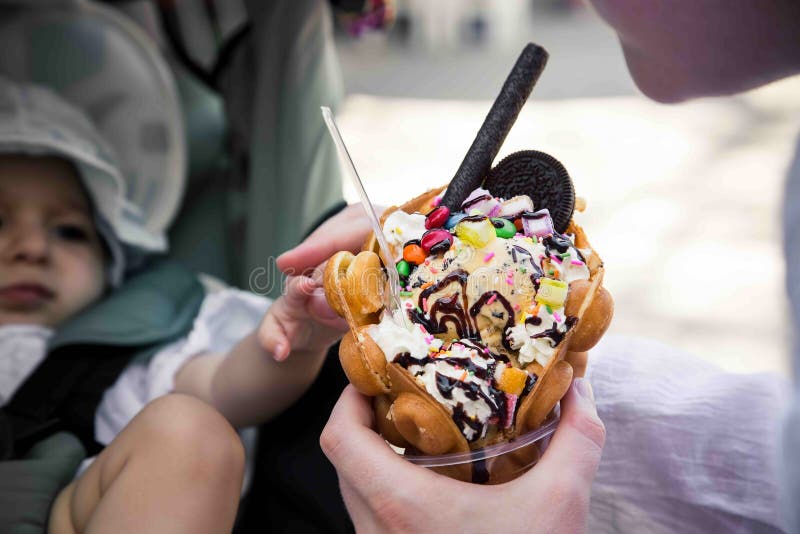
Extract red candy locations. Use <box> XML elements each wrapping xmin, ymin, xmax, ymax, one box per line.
<box><xmin>421</xmin><ymin>229</ymin><xmax>453</xmax><ymax>255</ymax></box>
<box><xmin>425</xmin><ymin>206</ymin><xmax>451</xmax><ymax>230</ymax></box>
<box><xmin>513</xmin><ymin>218</ymin><xmax>523</xmax><ymax>232</ymax></box>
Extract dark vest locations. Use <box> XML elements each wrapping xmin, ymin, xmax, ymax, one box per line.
<box><xmin>0</xmin><ymin>258</ymin><xmax>205</xmax><ymax>460</ymax></box>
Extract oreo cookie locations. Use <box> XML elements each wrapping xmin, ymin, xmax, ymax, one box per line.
<box><xmin>484</xmin><ymin>150</ymin><xmax>575</xmax><ymax>233</ymax></box>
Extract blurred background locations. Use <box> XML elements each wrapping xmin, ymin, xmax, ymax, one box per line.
<box><xmin>335</xmin><ymin>0</ymin><xmax>800</xmax><ymax>375</ymax></box>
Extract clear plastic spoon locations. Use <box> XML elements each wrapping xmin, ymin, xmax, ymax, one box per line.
<box><xmin>321</xmin><ymin>106</ymin><xmax>407</xmax><ymax>325</ymax></box>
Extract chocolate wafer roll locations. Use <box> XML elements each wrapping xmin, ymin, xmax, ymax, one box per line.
<box><xmin>441</xmin><ymin>43</ymin><xmax>548</xmax><ymax>211</ymax></box>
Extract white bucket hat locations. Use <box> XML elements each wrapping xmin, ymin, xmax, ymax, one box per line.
<box><xmin>0</xmin><ymin>1</ymin><xmax>187</xmax><ymax>281</ymax></box>
<box><xmin>0</xmin><ymin>76</ymin><xmax>164</xmax><ymax>285</ymax></box>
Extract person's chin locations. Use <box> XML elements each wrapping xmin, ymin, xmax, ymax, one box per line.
<box><xmin>0</xmin><ymin>309</ymin><xmax>55</xmax><ymax>328</ymax></box>
<box><xmin>623</xmin><ymin>44</ymin><xmax>794</xmax><ymax>104</ymax></box>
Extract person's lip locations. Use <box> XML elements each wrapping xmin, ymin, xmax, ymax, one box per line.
<box><xmin>0</xmin><ymin>283</ymin><xmax>55</xmax><ymax>308</ymax></box>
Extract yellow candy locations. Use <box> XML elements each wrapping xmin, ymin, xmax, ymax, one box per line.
<box><xmin>535</xmin><ymin>278</ymin><xmax>568</xmax><ymax>307</ymax></box>
<box><xmin>455</xmin><ymin>218</ymin><xmax>496</xmax><ymax>248</ymax></box>
<box><xmin>497</xmin><ymin>366</ymin><xmax>528</xmax><ymax>395</ymax></box>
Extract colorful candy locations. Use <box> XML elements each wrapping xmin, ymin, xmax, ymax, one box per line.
<box><xmin>396</xmin><ymin>259</ymin><xmax>411</xmax><ymax>277</ymax></box>
<box><xmin>522</xmin><ymin>209</ymin><xmax>555</xmax><ymax>238</ymax></box>
<box><xmin>454</xmin><ymin>218</ymin><xmax>496</xmax><ymax>248</ymax></box>
<box><xmin>445</xmin><ymin>212</ymin><xmax>468</xmax><ymax>230</ymax></box>
<box><xmin>497</xmin><ymin>367</ymin><xmax>528</xmax><ymax>395</ymax></box>
<box><xmin>402</xmin><ymin>241</ymin><xmax>426</xmax><ymax>265</ymax></box>
<box><xmin>461</xmin><ymin>187</ymin><xmax>501</xmax><ymax>216</ymax></box>
<box><xmin>491</xmin><ymin>218</ymin><xmax>517</xmax><ymax>239</ymax></box>
<box><xmin>535</xmin><ymin>278</ymin><xmax>568</xmax><ymax>307</ymax></box>
<box><xmin>498</xmin><ymin>195</ymin><xmax>534</xmax><ymax>217</ymax></box>
<box><xmin>421</xmin><ymin>229</ymin><xmax>453</xmax><ymax>255</ymax></box>
<box><xmin>425</xmin><ymin>206</ymin><xmax>451</xmax><ymax>229</ymax></box>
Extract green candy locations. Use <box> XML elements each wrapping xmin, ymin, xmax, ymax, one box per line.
<box><xmin>492</xmin><ymin>218</ymin><xmax>517</xmax><ymax>239</ymax></box>
<box><xmin>396</xmin><ymin>259</ymin><xmax>411</xmax><ymax>277</ymax></box>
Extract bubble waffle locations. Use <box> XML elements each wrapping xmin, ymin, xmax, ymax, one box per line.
<box><xmin>324</xmin><ymin>179</ymin><xmax>613</xmax><ymax>483</ymax></box>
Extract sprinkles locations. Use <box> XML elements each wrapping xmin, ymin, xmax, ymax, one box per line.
<box><xmin>483</xmin><ymin>252</ymin><xmax>495</xmax><ymax>263</ymax></box>
<box><xmin>487</xmin><ymin>293</ymin><xmax>498</xmax><ymax>305</ymax></box>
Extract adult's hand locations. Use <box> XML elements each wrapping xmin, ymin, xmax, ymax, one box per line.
<box><xmin>321</xmin><ymin>380</ymin><xmax>606</xmax><ymax>533</ymax></box>
<box><xmin>277</xmin><ymin>203</ymin><xmax>376</xmax><ymax>276</ymax></box>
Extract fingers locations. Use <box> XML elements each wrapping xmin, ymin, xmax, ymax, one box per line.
<box><xmin>320</xmin><ymin>386</ymin><xmax>444</xmax><ymax>499</ymax></box>
<box><xmin>257</xmin><ymin>277</ymin><xmax>314</xmax><ymax>361</ymax></box>
<box><xmin>276</xmin><ymin>204</ymin><xmax>374</xmax><ymax>274</ymax></box>
<box><xmin>280</xmin><ymin>276</ymin><xmax>316</xmax><ymax>312</ymax></box>
<box><xmin>522</xmin><ymin>378</ymin><xmax>605</xmax><ymax>489</ymax></box>
<box><xmin>257</xmin><ymin>311</ymin><xmax>291</xmax><ymax>361</ymax></box>
<box><xmin>307</xmin><ymin>291</ymin><xmax>349</xmax><ymax>331</ymax></box>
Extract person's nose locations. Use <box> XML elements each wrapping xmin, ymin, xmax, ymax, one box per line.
<box><xmin>1</xmin><ymin>221</ymin><xmax>51</xmax><ymax>265</ymax></box>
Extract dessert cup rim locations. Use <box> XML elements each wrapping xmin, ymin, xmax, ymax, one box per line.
<box><xmin>401</xmin><ymin>415</ymin><xmax>559</xmax><ymax>467</ymax></box>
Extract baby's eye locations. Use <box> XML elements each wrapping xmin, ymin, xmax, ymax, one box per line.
<box><xmin>54</xmin><ymin>224</ymin><xmax>90</xmax><ymax>242</ymax></box>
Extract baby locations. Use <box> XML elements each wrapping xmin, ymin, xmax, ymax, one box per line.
<box><xmin>0</xmin><ymin>80</ymin><xmax>345</xmax><ymax>532</ymax></box>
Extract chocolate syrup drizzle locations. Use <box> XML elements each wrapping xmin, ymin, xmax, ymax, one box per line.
<box><xmin>461</xmin><ymin>194</ymin><xmax>493</xmax><ymax>211</ymax></box>
<box><xmin>408</xmin><ymin>270</ymin><xmax>477</xmax><ymax>340</ymax></box>
<box><xmin>510</xmin><ymin>244</ymin><xmax>543</xmax><ymax>288</ymax></box>
<box><xmin>393</xmin><ymin>345</ymin><xmax>508</xmax><ymax>442</ymax></box>
<box><xmin>469</xmin><ymin>291</ymin><xmax>515</xmax><ymax>351</ymax></box>
<box><xmin>543</xmin><ymin>233</ymin><xmax>585</xmax><ymax>263</ymax></box>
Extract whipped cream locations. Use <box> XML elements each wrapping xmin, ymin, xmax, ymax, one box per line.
<box><xmin>383</xmin><ymin>210</ymin><xmax>427</xmax><ymax>260</ymax></box>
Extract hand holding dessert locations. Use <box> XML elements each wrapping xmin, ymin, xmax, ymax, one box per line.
<box><xmin>321</xmin><ymin>380</ymin><xmax>605</xmax><ymax>532</ymax></box>
<box><xmin>320</xmin><ymin>43</ymin><xmax>613</xmax><ymax>483</ymax></box>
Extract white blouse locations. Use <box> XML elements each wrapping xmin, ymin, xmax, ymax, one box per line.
<box><xmin>94</xmin><ymin>287</ymin><xmax>270</xmax><ymax>445</ymax></box>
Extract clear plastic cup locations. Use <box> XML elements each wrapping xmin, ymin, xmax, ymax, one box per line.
<box><xmin>401</xmin><ymin>415</ymin><xmax>559</xmax><ymax>484</ymax></box>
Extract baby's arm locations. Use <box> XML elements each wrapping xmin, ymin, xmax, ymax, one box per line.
<box><xmin>173</xmin><ymin>276</ymin><xmax>347</xmax><ymax>428</ymax></box>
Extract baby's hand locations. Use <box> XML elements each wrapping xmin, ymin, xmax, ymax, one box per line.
<box><xmin>257</xmin><ymin>276</ymin><xmax>348</xmax><ymax>362</ymax></box>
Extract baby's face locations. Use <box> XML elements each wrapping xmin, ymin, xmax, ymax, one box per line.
<box><xmin>0</xmin><ymin>155</ymin><xmax>105</xmax><ymax>327</ymax></box>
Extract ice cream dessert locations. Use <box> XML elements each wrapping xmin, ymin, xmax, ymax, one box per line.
<box><xmin>369</xmin><ymin>186</ymin><xmax>589</xmax><ymax>439</ymax></box>
<box><xmin>322</xmin><ymin>42</ymin><xmax>613</xmax><ymax>483</ymax></box>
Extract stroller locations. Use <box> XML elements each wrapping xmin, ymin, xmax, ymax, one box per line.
<box><xmin>0</xmin><ymin>0</ymin><xmax>371</xmax><ymax>531</ymax></box>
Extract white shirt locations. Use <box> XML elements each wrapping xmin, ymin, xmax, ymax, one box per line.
<box><xmin>588</xmin><ymin>335</ymin><xmax>790</xmax><ymax>533</ymax></box>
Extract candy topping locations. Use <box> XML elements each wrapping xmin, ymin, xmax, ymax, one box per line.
<box><xmin>497</xmin><ymin>367</ymin><xmax>528</xmax><ymax>396</ymax></box>
<box><xmin>425</xmin><ymin>206</ymin><xmax>451</xmax><ymax>230</ymax></box>
<box><xmin>522</xmin><ymin>209</ymin><xmax>555</xmax><ymax>238</ymax></box>
<box><xmin>421</xmin><ymin>228</ymin><xmax>454</xmax><ymax>255</ymax></box>
<box><xmin>396</xmin><ymin>259</ymin><xmax>411</xmax><ymax>277</ymax></box>
<box><xmin>402</xmin><ymin>242</ymin><xmax>427</xmax><ymax>265</ymax></box>
<box><xmin>492</xmin><ymin>218</ymin><xmax>517</xmax><ymax>239</ymax></box>
<box><xmin>445</xmin><ymin>212</ymin><xmax>468</xmax><ymax>230</ymax></box>
<box><xmin>454</xmin><ymin>218</ymin><xmax>496</xmax><ymax>248</ymax></box>
<box><xmin>535</xmin><ymin>278</ymin><xmax>568</xmax><ymax>307</ymax></box>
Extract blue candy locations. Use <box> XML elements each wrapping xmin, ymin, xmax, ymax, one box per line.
<box><xmin>445</xmin><ymin>212</ymin><xmax>468</xmax><ymax>230</ymax></box>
